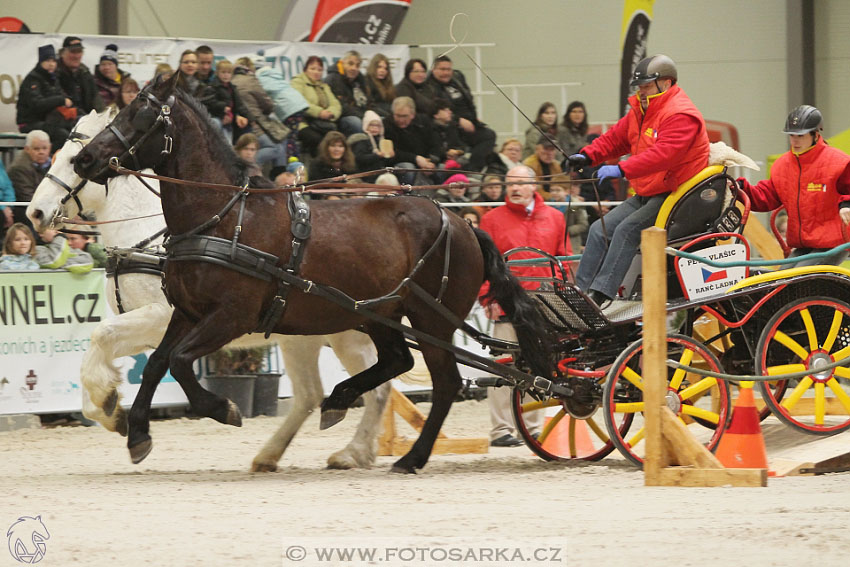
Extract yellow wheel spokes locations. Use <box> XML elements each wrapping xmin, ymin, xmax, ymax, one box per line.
<box><xmin>773</xmin><ymin>330</ymin><xmax>811</xmax><ymax>360</ymax></box>
<box><xmin>799</xmin><ymin>308</ymin><xmax>819</xmax><ymax>352</ymax></box>
<box><xmin>536</xmin><ymin>408</ymin><xmax>565</xmax><ymax>445</ymax></box>
<box><xmin>826</xmin><ymin>377</ymin><xmax>850</xmax><ymax>414</ymax></box>
<box><xmin>680</xmin><ymin>403</ymin><xmax>721</xmax><ymax>425</ymax></box>
<box><xmin>669</xmin><ymin>348</ymin><xmax>695</xmax><ymax>390</ymax></box>
<box><xmin>823</xmin><ymin>310</ymin><xmax>844</xmax><ymax>352</ymax></box>
<box><xmin>766</xmin><ymin>363</ymin><xmax>807</xmax><ymax>377</ymax></box>
<box><xmin>781</xmin><ymin>376</ymin><xmax>814</xmax><ymax>410</ymax></box>
<box><xmin>626</xmin><ymin>425</ymin><xmax>646</xmax><ymax>449</ymax></box>
<box><xmin>814</xmin><ymin>382</ymin><xmax>826</xmax><ymax>425</ymax></box>
<box><xmin>614</xmin><ymin>401</ymin><xmax>644</xmax><ymax>414</ymax></box>
<box><xmin>678</xmin><ymin>376</ymin><xmax>718</xmax><ymax>402</ymax></box>
<box><xmin>621</xmin><ymin>366</ymin><xmax>644</xmax><ymax>392</ymax></box>
<box><xmin>585</xmin><ymin>416</ymin><xmax>609</xmax><ymax>443</ymax></box>
<box><xmin>521</xmin><ymin>398</ymin><xmax>563</xmax><ymax>413</ymax></box>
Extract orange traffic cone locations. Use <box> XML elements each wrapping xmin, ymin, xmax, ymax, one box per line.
<box><xmin>539</xmin><ymin>415</ymin><xmax>594</xmax><ymax>458</ymax></box>
<box><xmin>715</xmin><ymin>386</ymin><xmax>768</xmax><ymax>469</ymax></box>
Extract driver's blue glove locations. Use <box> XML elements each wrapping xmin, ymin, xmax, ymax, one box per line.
<box><xmin>596</xmin><ymin>164</ymin><xmax>623</xmax><ymax>181</ymax></box>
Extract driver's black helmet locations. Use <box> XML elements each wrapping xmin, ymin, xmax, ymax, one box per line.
<box><xmin>783</xmin><ymin>105</ymin><xmax>822</xmax><ymax>135</ymax></box>
<box><xmin>630</xmin><ymin>54</ymin><xmax>677</xmax><ymax>88</ymax></box>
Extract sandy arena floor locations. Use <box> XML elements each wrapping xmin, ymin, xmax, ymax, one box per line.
<box><xmin>2</xmin><ymin>400</ymin><xmax>849</xmax><ymax>567</ymax></box>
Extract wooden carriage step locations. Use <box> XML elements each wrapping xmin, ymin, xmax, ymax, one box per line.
<box><xmin>378</xmin><ymin>387</ymin><xmax>489</xmax><ymax>456</ymax></box>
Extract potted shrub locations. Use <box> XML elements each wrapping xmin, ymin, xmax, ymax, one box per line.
<box><xmin>204</xmin><ymin>346</ymin><xmax>280</xmax><ymax>417</ymax></box>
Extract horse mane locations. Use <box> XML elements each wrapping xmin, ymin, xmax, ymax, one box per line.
<box><xmin>172</xmin><ymin>87</ymin><xmax>257</xmax><ymax>187</ymax></box>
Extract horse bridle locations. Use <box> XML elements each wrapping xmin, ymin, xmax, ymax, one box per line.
<box><xmin>107</xmin><ymin>90</ymin><xmax>175</xmax><ymax>172</ymax></box>
<box><xmin>44</xmin><ymin>130</ymin><xmax>92</xmax><ymax>220</ymax></box>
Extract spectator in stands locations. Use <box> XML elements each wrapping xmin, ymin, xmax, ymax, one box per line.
<box><xmin>231</xmin><ymin>56</ymin><xmax>288</xmax><ymax>166</ymax></box>
<box><xmin>475</xmin><ymin>174</ymin><xmax>506</xmax><ymax>204</ymax></box>
<box><xmin>434</xmin><ymin>173</ymin><xmax>471</xmax><ymax>212</ymax></box>
<box><xmin>482</xmin><ymin>138</ymin><xmax>523</xmax><ymax>177</ymax></box>
<box><xmin>559</xmin><ymin>101</ymin><xmax>589</xmax><ymax>161</ymax></box>
<box><xmin>548</xmin><ymin>183</ymin><xmax>588</xmax><ymax>252</ymax></box>
<box><xmin>94</xmin><ymin>44</ymin><xmax>130</xmax><ymax>107</ymax></box>
<box><xmin>425</xmin><ymin>55</ymin><xmax>496</xmax><ymax>171</ymax></box>
<box><xmin>382</xmin><ymin>96</ymin><xmax>441</xmax><ymax>186</ymax></box>
<box><xmin>431</xmin><ymin>99</ymin><xmax>467</xmax><ymax>169</ymax></box>
<box><xmin>16</xmin><ymin>44</ymin><xmax>75</xmax><ymax>151</ymax></box>
<box><xmin>522</xmin><ymin>136</ymin><xmax>569</xmax><ymax>199</ymax></box>
<box><xmin>308</xmin><ymin>131</ymin><xmax>357</xmax><ymax>185</ymax></box>
<box><xmin>364</xmin><ymin>53</ymin><xmax>396</xmax><ymax>118</ymax></box>
<box><xmin>461</xmin><ymin>208</ymin><xmax>480</xmax><ymax>228</ymax></box>
<box><xmin>394</xmin><ymin>58</ymin><xmax>433</xmax><ymax>118</ymax></box>
<box><xmin>233</xmin><ymin>133</ymin><xmax>263</xmax><ymax>177</ymax></box>
<box><xmin>153</xmin><ymin>63</ymin><xmax>174</xmax><ymax>82</ymax></box>
<box><xmin>117</xmin><ymin>78</ymin><xmax>140</xmax><ymax>110</ymax></box>
<box><xmin>65</xmin><ymin>223</ymin><xmax>107</xmax><ymax>268</ymax></box>
<box><xmin>175</xmin><ymin>50</ymin><xmax>208</xmax><ymax>98</ymax></box>
<box><xmin>523</xmin><ymin>102</ymin><xmax>561</xmax><ymax>159</ymax></box>
<box><xmin>1</xmin><ymin>162</ymin><xmax>15</xmax><ymax>238</ymax></box>
<box><xmin>202</xmin><ymin>59</ymin><xmax>250</xmax><ymax>144</ymax></box>
<box><xmin>479</xmin><ymin>164</ymin><xmax>569</xmax><ymax>447</ymax></box>
<box><xmin>57</xmin><ymin>36</ymin><xmax>104</xmax><ymax>116</ymax></box>
<box><xmin>350</xmin><ymin>109</ymin><xmax>394</xmax><ymax>178</ymax></box>
<box><xmin>195</xmin><ymin>45</ymin><xmax>215</xmax><ymax>84</ymax></box>
<box><xmin>271</xmin><ymin>159</ymin><xmax>306</xmax><ymax>187</ymax></box>
<box><xmin>326</xmin><ymin>51</ymin><xmax>368</xmax><ymax>134</ymax></box>
<box><xmin>291</xmin><ymin>56</ymin><xmax>344</xmax><ymax>156</ymax></box>
<box><xmin>8</xmin><ymin>130</ymin><xmax>51</xmax><ymax>223</ymax></box>
<box><xmin>0</xmin><ymin>223</ymin><xmax>39</xmax><ymax>270</ymax></box>
<box><xmin>255</xmin><ymin>61</ymin><xmax>309</xmax><ymax>160</ymax></box>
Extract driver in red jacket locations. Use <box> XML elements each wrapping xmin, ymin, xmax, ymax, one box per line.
<box><xmin>737</xmin><ymin>105</ymin><xmax>850</xmax><ymax>267</ymax></box>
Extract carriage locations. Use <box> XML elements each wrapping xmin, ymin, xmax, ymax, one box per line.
<box><xmin>488</xmin><ymin>164</ymin><xmax>850</xmax><ymax>466</ymax></box>
<box><xmin>67</xmin><ymin>75</ymin><xmax>850</xmax><ymax>472</ymax></box>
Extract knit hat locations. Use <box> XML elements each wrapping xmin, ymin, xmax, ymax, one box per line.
<box><xmin>38</xmin><ymin>44</ymin><xmax>56</xmax><ymax>63</ymax></box>
<box><xmin>287</xmin><ymin>160</ymin><xmax>305</xmax><ymax>174</ymax></box>
<box><xmin>444</xmin><ymin>159</ymin><xmax>461</xmax><ymax>170</ymax></box>
<box><xmin>100</xmin><ymin>44</ymin><xmax>119</xmax><ymax>65</ymax></box>
<box><xmin>443</xmin><ymin>173</ymin><xmax>469</xmax><ymax>186</ymax></box>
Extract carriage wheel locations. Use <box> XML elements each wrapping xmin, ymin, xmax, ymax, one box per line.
<box><xmin>731</xmin><ymin>380</ymin><xmax>788</xmax><ymax>422</ymax></box>
<box><xmin>510</xmin><ymin>377</ymin><xmax>628</xmax><ymax>461</ymax></box>
<box><xmin>755</xmin><ymin>297</ymin><xmax>850</xmax><ymax>435</ymax></box>
<box><xmin>602</xmin><ymin>334</ymin><xmax>730</xmax><ymax>467</ymax></box>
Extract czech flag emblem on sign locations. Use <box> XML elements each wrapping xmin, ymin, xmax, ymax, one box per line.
<box><xmin>702</xmin><ymin>267</ymin><xmax>727</xmax><ymax>283</ymax></box>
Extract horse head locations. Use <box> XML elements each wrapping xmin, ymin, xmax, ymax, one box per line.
<box><xmin>27</xmin><ymin>108</ymin><xmax>116</xmax><ymax>232</ymax></box>
<box><xmin>74</xmin><ymin>72</ymin><xmax>180</xmax><ymax>184</ymax></box>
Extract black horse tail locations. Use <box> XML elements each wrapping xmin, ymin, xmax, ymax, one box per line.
<box><xmin>472</xmin><ymin>227</ymin><xmax>553</xmax><ymax>379</ymax></box>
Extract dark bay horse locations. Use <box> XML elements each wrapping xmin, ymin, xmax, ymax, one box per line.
<box><xmin>73</xmin><ymin>74</ymin><xmax>552</xmax><ymax>473</ymax></box>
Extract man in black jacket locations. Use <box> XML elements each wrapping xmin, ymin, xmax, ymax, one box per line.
<box><xmin>16</xmin><ymin>44</ymin><xmax>75</xmax><ymax>150</ymax></box>
<box><xmin>425</xmin><ymin>55</ymin><xmax>496</xmax><ymax>171</ymax></box>
<box><xmin>382</xmin><ymin>96</ymin><xmax>441</xmax><ymax>186</ymax></box>
<box><xmin>56</xmin><ymin>36</ymin><xmax>104</xmax><ymax>116</ymax></box>
<box><xmin>325</xmin><ymin>50</ymin><xmax>368</xmax><ymax>136</ymax></box>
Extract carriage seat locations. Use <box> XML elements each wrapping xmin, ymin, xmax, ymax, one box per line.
<box><xmin>654</xmin><ymin>165</ymin><xmax>742</xmax><ymax>241</ymax></box>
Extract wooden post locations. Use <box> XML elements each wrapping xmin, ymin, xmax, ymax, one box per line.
<box><xmin>641</xmin><ymin>227</ymin><xmax>766</xmax><ymax>487</ymax></box>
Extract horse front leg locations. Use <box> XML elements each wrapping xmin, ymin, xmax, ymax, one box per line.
<box><xmin>390</xmin><ymin>341</ymin><xmax>463</xmax><ymax>474</ymax></box>
<box><xmin>325</xmin><ymin>330</ymin><xmax>389</xmax><ymax>470</ymax></box>
<box><xmin>251</xmin><ymin>335</ymin><xmax>325</xmax><ymax>472</ymax></box>
<box><xmin>81</xmin><ymin>302</ymin><xmax>172</xmax><ymax>436</ymax></box>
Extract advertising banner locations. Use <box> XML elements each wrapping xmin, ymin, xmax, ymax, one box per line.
<box><xmin>0</xmin><ymin>33</ymin><xmax>409</xmax><ymax>133</ymax></box>
<box><xmin>619</xmin><ymin>0</ymin><xmax>655</xmax><ymax>117</ymax></box>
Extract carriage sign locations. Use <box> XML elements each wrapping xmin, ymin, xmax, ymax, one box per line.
<box><xmin>676</xmin><ymin>244</ymin><xmax>748</xmax><ymax>300</ymax></box>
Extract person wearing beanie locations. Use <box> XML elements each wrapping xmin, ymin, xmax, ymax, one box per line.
<box><xmin>434</xmin><ymin>172</ymin><xmax>471</xmax><ymax>210</ymax></box>
<box><xmin>350</xmin><ymin>109</ymin><xmax>394</xmax><ymax>179</ymax></box>
<box><xmin>15</xmin><ymin>44</ymin><xmax>75</xmax><ymax>150</ymax></box>
<box><xmin>95</xmin><ymin>43</ymin><xmax>131</xmax><ymax>107</ymax></box>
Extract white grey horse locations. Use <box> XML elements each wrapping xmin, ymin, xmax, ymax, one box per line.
<box><xmin>27</xmin><ymin>109</ymin><xmax>389</xmax><ymax>471</ymax></box>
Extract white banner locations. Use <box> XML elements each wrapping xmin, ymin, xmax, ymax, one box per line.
<box><xmin>0</xmin><ymin>33</ymin><xmax>409</xmax><ymax>134</ymax></box>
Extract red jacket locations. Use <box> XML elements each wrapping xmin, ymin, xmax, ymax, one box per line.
<box><xmin>738</xmin><ymin>136</ymin><xmax>850</xmax><ymax>249</ymax></box>
<box><xmin>582</xmin><ymin>84</ymin><xmax>709</xmax><ymax>196</ymax></box>
<box><xmin>479</xmin><ymin>192</ymin><xmax>570</xmax><ymax>302</ymax></box>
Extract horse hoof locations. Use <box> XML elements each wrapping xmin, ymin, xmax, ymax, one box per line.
<box><xmin>129</xmin><ymin>439</ymin><xmax>153</xmax><ymax>464</ymax></box>
<box><xmin>251</xmin><ymin>461</ymin><xmax>278</xmax><ymax>473</ymax></box>
<box><xmin>319</xmin><ymin>408</ymin><xmax>347</xmax><ymax>430</ymax></box>
<box><xmin>226</xmin><ymin>400</ymin><xmax>243</xmax><ymax>427</ymax></box>
<box><xmin>103</xmin><ymin>390</ymin><xmax>119</xmax><ymax>417</ymax></box>
<box><xmin>390</xmin><ymin>465</ymin><xmax>417</xmax><ymax>474</ymax></box>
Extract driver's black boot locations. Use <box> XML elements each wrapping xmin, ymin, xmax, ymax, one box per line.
<box><xmin>587</xmin><ymin>289</ymin><xmax>612</xmax><ymax>308</ymax></box>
